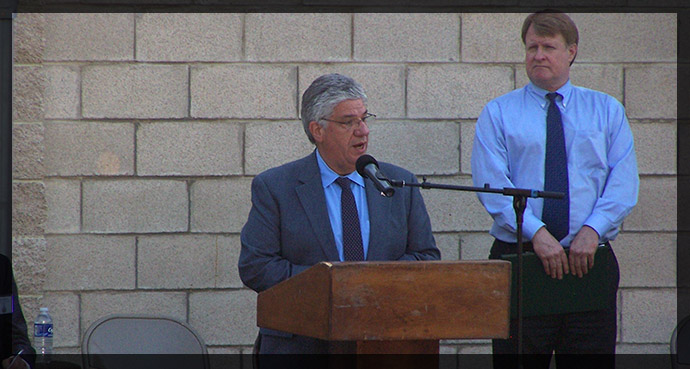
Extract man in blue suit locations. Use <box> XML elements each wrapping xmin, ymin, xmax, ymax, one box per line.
<box><xmin>239</xmin><ymin>73</ymin><xmax>440</xmax><ymax>354</ymax></box>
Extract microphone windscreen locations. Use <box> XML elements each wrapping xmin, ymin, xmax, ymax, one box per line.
<box><xmin>356</xmin><ymin>154</ymin><xmax>378</xmax><ymax>176</ymax></box>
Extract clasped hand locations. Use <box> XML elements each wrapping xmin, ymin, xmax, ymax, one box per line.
<box><xmin>532</xmin><ymin>225</ymin><xmax>599</xmax><ymax>279</ymax></box>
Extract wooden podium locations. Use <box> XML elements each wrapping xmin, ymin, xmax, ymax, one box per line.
<box><xmin>257</xmin><ymin>260</ymin><xmax>511</xmax><ymax>355</ymax></box>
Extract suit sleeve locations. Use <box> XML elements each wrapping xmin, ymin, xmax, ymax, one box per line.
<box><xmin>398</xmin><ymin>173</ymin><xmax>441</xmax><ymax>261</ymax></box>
<box><xmin>238</xmin><ymin>175</ymin><xmax>309</xmax><ymax>293</ymax></box>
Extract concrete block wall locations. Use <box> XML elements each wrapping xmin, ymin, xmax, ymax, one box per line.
<box><xmin>10</xmin><ymin>13</ymin><xmax>676</xmax><ymax>355</ymax></box>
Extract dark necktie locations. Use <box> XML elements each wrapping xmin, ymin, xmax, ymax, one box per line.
<box><xmin>335</xmin><ymin>177</ymin><xmax>364</xmax><ymax>261</ymax></box>
<box><xmin>542</xmin><ymin>92</ymin><xmax>570</xmax><ymax>241</ymax></box>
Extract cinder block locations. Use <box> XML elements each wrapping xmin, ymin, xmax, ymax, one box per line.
<box><xmin>13</xmin><ymin>13</ymin><xmax>45</xmax><ymax>64</ymax></box>
<box><xmin>457</xmin><ymin>343</ymin><xmax>492</xmax><ymax>354</ymax></box>
<box><xmin>624</xmin><ymin>176</ymin><xmax>676</xmax><ymax>232</ymax></box>
<box><xmin>138</xmin><ymin>235</ymin><xmax>218</xmax><ymax>289</ymax></box>
<box><xmin>366</xmin><ymin>121</ymin><xmax>459</xmax><ymax>175</ymax></box>
<box><xmin>616</xmin><ymin>343</ymin><xmax>673</xmax><ymax>354</ymax></box>
<box><xmin>422</xmin><ymin>176</ymin><xmax>494</xmax><ymax>232</ymax></box>
<box><xmin>189</xmin><ymin>290</ymin><xmax>257</xmax><ymax>346</ymax></box>
<box><xmin>13</xmin><ymin>123</ymin><xmax>44</xmax><ymax>180</ymax></box>
<box><xmin>631</xmin><ymin>122</ymin><xmax>676</xmax><ymax>175</ymax></box>
<box><xmin>617</xmin><ymin>290</ymin><xmax>623</xmax><ymax>340</ymax></box>
<box><xmin>191</xmin><ymin>65</ymin><xmax>296</xmax><ymax>119</ymax></box>
<box><xmin>246</xmin><ymin>14</ymin><xmax>350</xmax><ymax>62</ymax></box>
<box><xmin>44</xmin><ymin>65</ymin><xmax>80</xmax><ymax>119</ymax></box>
<box><xmin>408</xmin><ymin>64</ymin><xmax>514</xmax><ymax>119</ymax></box>
<box><xmin>245</xmin><ymin>121</ymin><xmax>320</xmax><ymax>175</ymax></box>
<box><xmin>570</xmin><ymin>65</ymin><xmax>624</xmax><ymax>103</ymax></box>
<box><xmin>620</xmin><ymin>288</ymin><xmax>676</xmax><ymax>343</ymax></box>
<box><xmin>570</xmin><ymin>13</ymin><xmax>676</xmax><ymax>63</ymax></box>
<box><xmin>190</xmin><ymin>178</ymin><xmax>252</xmax><ymax>233</ymax></box>
<box><xmin>80</xmin><ymin>291</ymin><xmax>188</xmax><ymax>338</ymax></box>
<box><xmin>44</xmin><ymin>122</ymin><xmax>134</xmax><ymax>176</ymax></box>
<box><xmin>354</xmin><ymin>13</ymin><xmax>459</xmax><ymax>62</ymax></box>
<box><xmin>44</xmin><ymin>14</ymin><xmax>134</xmax><ymax>61</ymax></box>
<box><xmin>136</xmin><ymin>13</ymin><xmax>243</xmax><ymax>62</ymax></box>
<box><xmin>446</xmin><ymin>337</ymin><xmax>492</xmax><ymax>345</ymax></box>
<box><xmin>45</xmin><ymin>179</ymin><xmax>80</xmax><ymax>234</ymax></box>
<box><xmin>42</xmin><ymin>293</ymin><xmax>79</xmax><ymax>348</ymax></box>
<box><xmin>54</xmin><ymin>348</ymin><xmax>81</xmax><ymax>354</ymax></box>
<box><xmin>514</xmin><ymin>68</ymin><xmax>529</xmax><ymax>89</ymax></box>
<box><xmin>460</xmin><ymin>121</ymin><xmax>475</xmax><ymax>175</ymax></box>
<box><xmin>439</xmin><ymin>345</ymin><xmax>457</xmax><ymax>355</ymax></box>
<box><xmin>298</xmin><ymin>65</ymin><xmax>406</xmax><ymax>119</ymax></box>
<box><xmin>614</xmin><ymin>233</ymin><xmax>675</xmax><ymax>288</ymax></box>
<box><xmin>12</xmin><ymin>182</ymin><xmax>46</xmax><ymax>237</ymax></box>
<box><xmin>459</xmin><ymin>232</ymin><xmax>494</xmax><ymax>260</ymax></box>
<box><xmin>82</xmin><ymin>64</ymin><xmax>188</xmax><ymax>119</ymax></box>
<box><xmin>13</xmin><ymin>66</ymin><xmax>44</xmax><ymax>122</ymax></box>
<box><xmin>216</xmin><ymin>235</ymin><xmax>243</xmax><ymax>288</ymax></box>
<box><xmin>208</xmin><ymin>347</ymin><xmax>243</xmax><ymax>355</ymax></box>
<box><xmin>461</xmin><ymin>13</ymin><xmax>525</xmax><ymax>63</ymax></box>
<box><xmin>12</xmin><ymin>237</ymin><xmax>46</xmax><ymax>294</ymax></box>
<box><xmin>82</xmin><ymin>180</ymin><xmax>188</xmax><ymax>233</ymax></box>
<box><xmin>19</xmin><ymin>296</ymin><xmax>43</xmax><ymax>345</ymax></box>
<box><xmin>435</xmin><ymin>233</ymin><xmax>460</xmax><ymax>261</ymax></box>
<box><xmin>625</xmin><ymin>66</ymin><xmax>677</xmax><ymax>119</ymax></box>
<box><xmin>44</xmin><ymin>235</ymin><xmax>135</xmax><ymax>290</ymax></box>
<box><xmin>137</xmin><ymin>122</ymin><xmax>242</xmax><ymax>176</ymax></box>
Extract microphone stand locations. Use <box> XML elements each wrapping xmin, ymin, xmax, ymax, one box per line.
<box><xmin>389</xmin><ymin>176</ymin><xmax>563</xmax><ymax>362</ymax></box>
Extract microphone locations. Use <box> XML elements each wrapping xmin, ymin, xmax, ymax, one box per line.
<box><xmin>356</xmin><ymin>154</ymin><xmax>395</xmax><ymax>197</ymax></box>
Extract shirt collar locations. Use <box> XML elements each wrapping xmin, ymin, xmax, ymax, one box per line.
<box><xmin>527</xmin><ymin>79</ymin><xmax>573</xmax><ymax>109</ymax></box>
<box><xmin>315</xmin><ymin>149</ymin><xmax>365</xmax><ymax>188</ymax></box>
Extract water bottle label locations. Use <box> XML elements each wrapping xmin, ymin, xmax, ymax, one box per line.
<box><xmin>34</xmin><ymin>323</ymin><xmax>53</xmax><ymax>337</ymax></box>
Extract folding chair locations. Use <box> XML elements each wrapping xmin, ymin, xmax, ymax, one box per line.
<box><xmin>81</xmin><ymin>314</ymin><xmax>209</xmax><ymax>369</ymax></box>
<box><xmin>672</xmin><ymin>315</ymin><xmax>690</xmax><ymax>369</ymax></box>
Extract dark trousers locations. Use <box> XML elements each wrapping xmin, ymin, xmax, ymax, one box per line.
<box><xmin>489</xmin><ymin>239</ymin><xmax>619</xmax><ymax>369</ymax></box>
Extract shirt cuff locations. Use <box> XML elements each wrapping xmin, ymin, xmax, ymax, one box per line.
<box><xmin>523</xmin><ymin>215</ymin><xmax>546</xmax><ymax>241</ymax></box>
<box><xmin>583</xmin><ymin>213</ymin><xmax>608</xmax><ymax>239</ymax></box>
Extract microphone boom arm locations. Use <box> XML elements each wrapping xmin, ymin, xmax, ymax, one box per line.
<box><xmin>389</xmin><ymin>177</ymin><xmax>564</xmax><ymax>199</ymax></box>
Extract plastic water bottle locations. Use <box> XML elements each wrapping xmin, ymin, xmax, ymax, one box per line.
<box><xmin>33</xmin><ymin>307</ymin><xmax>53</xmax><ymax>364</ymax></box>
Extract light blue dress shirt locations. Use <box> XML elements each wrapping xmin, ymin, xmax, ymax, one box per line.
<box><xmin>316</xmin><ymin>149</ymin><xmax>371</xmax><ymax>260</ymax></box>
<box><xmin>471</xmin><ymin>80</ymin><xmax>639</xmax><ymax>246</ymax></box>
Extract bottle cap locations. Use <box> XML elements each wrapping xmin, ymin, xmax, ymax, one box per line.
<box><xmin>39</xmin><ymin>307</ymin><xmax>48</xmax><ymax>312</ymax></box>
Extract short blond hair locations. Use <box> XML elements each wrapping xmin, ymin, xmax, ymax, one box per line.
<box><xmin>521</xmin><ymin>11</ymin><xmax>579</xmax><ymax>47</ymax></box>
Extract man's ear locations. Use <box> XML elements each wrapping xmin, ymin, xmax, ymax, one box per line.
<box><xmin>309</xmin><ymin>120</ymin><xmax>324</xmax><ymax>143</ymax></box>
<box><xmin>568</xmin><ymin>43</ymin><xmax>578</xmax><ymax>64</ymax></box>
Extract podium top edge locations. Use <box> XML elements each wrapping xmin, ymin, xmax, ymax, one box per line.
<box><xmin>317</xmin><ymin>260</ymin><xmax>510</xmax><ymax>268</ymax></box>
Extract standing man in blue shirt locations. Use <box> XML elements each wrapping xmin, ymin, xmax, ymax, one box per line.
<box><xmin>239</xmin><ymin>73</ymin><xmax>440</xmax><ymax>354</ymax></box>
<box><xmin>471</xmin><ymin>11</ymin><xmax>638</xmax><ymax>368</ymax></box>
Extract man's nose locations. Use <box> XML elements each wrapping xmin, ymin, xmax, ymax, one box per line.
<box><xmin>534</xmin><ymin>46</ymin><xmax>546</xmax><ymax>59</ymax></box>
<box><xmin>355</xmin><ymin>120</ymin><xmax>370</xmax><ymax>136</ymax></box>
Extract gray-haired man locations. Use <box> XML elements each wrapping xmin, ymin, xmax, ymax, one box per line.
<box><xmin>239</xmin><ymin>73</ymin><xmax>440</xmax><ymax>354</ymax></box>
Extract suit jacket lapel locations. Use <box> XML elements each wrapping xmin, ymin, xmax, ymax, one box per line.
<box><xmin>295</xmin><ymin>152</ymin><xmax>340</xmax><ymax>261</ymax></box>
<box><xmin>364</xmin><ymin>178</ymin><xmax>391</xmax><ymax>260</ymax></box>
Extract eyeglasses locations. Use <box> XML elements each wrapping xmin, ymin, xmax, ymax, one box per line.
<box><xmin>320</xmin><ymin>112</ymin><xmax>376</xmax><ymax>131</ymax></box>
